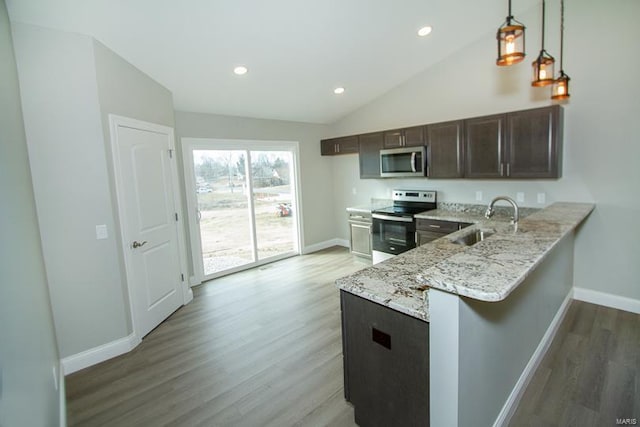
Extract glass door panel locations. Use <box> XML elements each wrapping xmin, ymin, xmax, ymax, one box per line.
<box><xmin>193</xmin><ymin>150</ymin><xmax>253</xmax><ymax>276</ymax></box>
<box><xmin>250</xmin><ymin>151</ymin><xmax>296</xmax><ymax>260</ymax></box>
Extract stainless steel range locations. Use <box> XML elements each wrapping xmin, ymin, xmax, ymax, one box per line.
<box><xmin>371</xmin><ymin>190</ymin><xmax>437</xmax><ymax>264</ymax></box>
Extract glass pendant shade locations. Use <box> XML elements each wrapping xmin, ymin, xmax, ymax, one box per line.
<box><xmin>532</xmin><ymin>50</ymin><xmax>555</xmax><ymax>86</ymax></box>
<box><xmin>497</xmin><ymin>22</ymin><xmax>526</xmax><ymax>66</ymax></box>
<box><xmin>551</xmin><ymin>71</ymin><xmax>570</xmax><ymax>99</ymax></box>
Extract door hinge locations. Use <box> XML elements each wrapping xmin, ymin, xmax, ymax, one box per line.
<box><xmin>174</xmin><ymin>212</ymin><xmax>179</xmax><ymax>221</ymax></box>
<box><xmin>181</xmin><ymin>273</ymin><xmax>185</xmax><ymax>282</ymax></box>
<box><xmin>168</xmin><ymin>149</ymin><xmax>174</xmax><ymax>159</ymax></box>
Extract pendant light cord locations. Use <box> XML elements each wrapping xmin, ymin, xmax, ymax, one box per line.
<box><xmin>541</xmin><ymin>0</ymin><xmax>546</xmax><ymax>49</ymax></box>
<box><xmin>559</xmin><ymin>0</ymin><xmax>564</xmax><ymax>71</ymax></box>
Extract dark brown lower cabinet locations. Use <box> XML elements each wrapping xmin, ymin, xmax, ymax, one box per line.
<box><xmin>341</xmin><ymin>290</ymin><xmax>429</xmax><ymax>427</ymax></box>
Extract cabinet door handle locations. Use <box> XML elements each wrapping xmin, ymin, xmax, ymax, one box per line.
<box><xmin>500</xmin><ymin>163</ymin><xmax>505</xmax><ymax>176</ymax></box>
<box><xmin>428</xmin><ymin>224</ymin><xmax>441</xmax><ymax>229</ymax></box>
<box><xmin>506</xmin><ymin>163</ymin><xmax>510</xmax><ymax>176</ymax></box>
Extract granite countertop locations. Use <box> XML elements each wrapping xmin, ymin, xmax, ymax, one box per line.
<box><xmin>346</xmin><ymin>198</ymin><xmax>392</xmax><ymax>214</ymax></box>
<box><xmin>346</xmin><ymin>205</ymin><xmax>372</xmax><ymax>214</ymax></box>
<box><xmin>336</xmin><ymin>202</ymin><xmax>595</xmax><ymax>322</ymax></box>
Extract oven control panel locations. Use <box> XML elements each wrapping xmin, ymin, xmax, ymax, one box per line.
<box><xmin>392</xmin><ymin>190</ymin><xmax>436</xmax><ymax>203</ymax></box>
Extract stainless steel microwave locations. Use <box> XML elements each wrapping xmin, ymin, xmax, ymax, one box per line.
<box><xmin>379</xmin><ymin>146</ymin><xmax>426</xmax><ymax>178</ymax></box>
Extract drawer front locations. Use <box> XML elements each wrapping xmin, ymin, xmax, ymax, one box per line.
<box><xmin>416</xmin><ymin>218</ymin><xmax>459</xmax><ymax>233</ymax></box>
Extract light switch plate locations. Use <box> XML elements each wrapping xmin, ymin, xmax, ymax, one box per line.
<box><xmin>96</xmin><ymin>224</ymin><xmax>108</xmax><ymax>240</ymax></box>
<box><xmin>475</xmin><ymin>191</ymin><xmax>483</xmax><ymax>201</ymax></box>
<box><xmin>537</xmin><ymin>193</ymin><xmax>546</xmax><ymax>204</ymax></box>
<box><xmin>516</xmin><ymin>192</ymin><xmax>525</xmax><ymax>203</ymax></box>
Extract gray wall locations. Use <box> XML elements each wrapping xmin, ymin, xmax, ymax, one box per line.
<box><xmin>458</xmin><ymin>233</ymin><xmax>573</xmax><ymax>425</ymax></box>
<box><xmin>12</xmin><ymin>23</ymin><xmax>176</xmax><ymax>360</ymax></box>
<box><xmin>174</xmin><ymin>111</ymin><xmax>334</xmax><ymax>272</ymax></box>
<box><xmin>12</xmin><ymin>23</ymin><xmax>129</xmax><ymax>359</ymax></box>
<box><xmin>328</xmin><ymin>0</ymin><xmax>640</xmax><ymax>302</ymax></box>
<box><xmin>0</xmin><ymin>1</ymin><xmax>62</xmax><ymax>424</ymax></box>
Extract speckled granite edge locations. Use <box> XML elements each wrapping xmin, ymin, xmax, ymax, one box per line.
<box><xmin>418</xmin><ymin>202</ymin><xmax>595</xmax><ymax>301</ymax></box>
<box><xmin>336</xmin><ymin>202</ymin><xmax>595</xmax><ymax>322</ymax></box>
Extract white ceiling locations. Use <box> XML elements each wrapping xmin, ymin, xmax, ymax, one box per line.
<box><xmin>7</xmin><ymin>0</ymin><xmax>538</xmax><ymax>124</ymax></box>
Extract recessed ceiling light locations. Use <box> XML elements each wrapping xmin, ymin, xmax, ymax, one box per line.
<box><xmin>418</xmin><ymin>26</ymin><xmax>433</xmax><ymax>37</ymax></box>
<box><xmin>233</xmin><ymin>66</ymin><xmax>248</xmax><ymax>75</ymax></box>
<box><xmin>334</xmin><ymin>87</ymin><xmax>345</xmax><ymax>95</ymax></box>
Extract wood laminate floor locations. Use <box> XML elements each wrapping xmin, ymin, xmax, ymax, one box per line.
<box><xmin>509</xmin><ymin>300</ymin><xmax>639</xmax><ymax>426</ymax></box>
<box><xmin>66</xmin><ymin>247</ymin><xmax>639</xmax><ymax>426</ymax></box>
<box><xmin>66</xmin><ymin>247</ymin><xmax>366</xmax><ymax>427</ymax></box>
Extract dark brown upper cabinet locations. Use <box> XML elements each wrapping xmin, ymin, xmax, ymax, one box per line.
<box><xmin>464</xmin><ymin>106</ymin><xmax>562</xmax><ymax>179</ymax></box>
<box><xmin>383</xmin><ymin>125</ymin><xmax>425</xmax><ymax>149</ymax></box>
<box><xmin>358</xmin><ymin>132</ymin><xmax>384</xmax><ymax>179</ymax></box>
<box><xmin>506</xmin><ymin>105</ymin><xmax>562</xmax><ymax>178</ymax></box>
<box><xmin>321</xmin><ymin>135</ymin><xmax>359</xmax><ymax>155</ymax></box>
<box><xmin>464</xmin><ymin>114</ymin><xmax>507</xmax><ymax>178</ymax></box>
<box><xmin>426</xmin><ymin>120</ymin><xmax>464</xmax><ymax>178</ymax></box>
<box><xmin>324</xmin><ymin>105</ymin><xmax>562</xmax><ymax>179</ymax></box>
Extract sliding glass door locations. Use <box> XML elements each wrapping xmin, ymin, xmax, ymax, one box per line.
<box><xmin>251</xmin><ymin>151</ymin><xmax>296</xmax><ymax>261</ymax></box>
<box><xmin>193</xmin><ymin>149</ymin><xmax>253</xmax><ymax>275</ymax></box>
<box><xmin>184</xmin><ymin>140</ymin><xmax>300</xmax><ymax>281</ymax></box>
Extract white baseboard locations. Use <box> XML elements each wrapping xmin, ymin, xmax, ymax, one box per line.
<box><xmin>61</xmin><ymin>333</ymin><xmax>140</xmax><ymax>375</ymax></box>
<box><xmin>573</xmin><ymin>287</ymin><xmax>640</xmax><ymax>314</ymax></box>
<box><xmin>493</xmin><ymin>290</ymin><xmax>573</xmax><ymax>427</ymax></box>
<box><xmin>302</xmin><ymin>238</ymin><xmax>349</xmax><ymax>254</ymax></box>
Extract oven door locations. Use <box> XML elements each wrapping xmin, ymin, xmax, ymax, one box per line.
<box><xmin>371</xmin><ymin>214</ymin><xmax>417</xmax><ymax>256</ymax></box>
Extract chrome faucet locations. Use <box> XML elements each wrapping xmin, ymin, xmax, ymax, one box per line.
<box><xmin>485</xmin><ymin>196</ymin><xmax>519</xmax><ymax>225</ymax></box>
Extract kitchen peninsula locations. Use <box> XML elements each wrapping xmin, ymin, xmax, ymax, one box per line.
<box><xmin>336</xmin><ymin>202</ymin><xmax>594</xmax><ymax>427</ymax></box>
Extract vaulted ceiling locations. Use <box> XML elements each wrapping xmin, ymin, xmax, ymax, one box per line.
<box><xmin>7</xmin><ymin>0</ymin><xmax>538</xmax><ymax>124</ymax></box>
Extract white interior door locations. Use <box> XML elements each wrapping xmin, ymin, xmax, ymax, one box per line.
<box><xmin>111</xmin><ymin>117</ymin><xmax>185</xmax><ymax>339</ymax></box>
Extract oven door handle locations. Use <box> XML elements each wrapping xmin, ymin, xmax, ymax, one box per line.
<box><xmin>411</xmin><ymin>152</ymin><xmax>417</xmax><ymax>173</ymax></box>
<box><xmin>372</xmin><ymin>213</ymin><xmax>414</xmax><ymax>223</ymax></box>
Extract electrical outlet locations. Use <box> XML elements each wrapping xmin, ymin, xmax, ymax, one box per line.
<box><xmin>352</xmin><ymin>187</ymin><xmax>357</xmax><ymax>195</ymax></box>
<box><xmin>537</xmin><ymin>193</ymin><xmax>546</xmax><ymax>204</ymax></box>
<box><xmin>475</xmin><ymin>191</ymin><xmax>483</xmax><ymax>201</ymax></box>
<box><xmin>96</xmin><ymin>224</ymin><xmax>108</xmax><ymax>240</ymax></box>
<box><xmin>516</xmin><ymin>192</ymin><xmax>525</xmax><ymax>203</ymax></box>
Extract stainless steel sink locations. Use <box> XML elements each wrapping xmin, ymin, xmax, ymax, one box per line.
<box><xmin>452</xmin><ymin>230</ymin><xmax>494</xmax><ymax>246</ymax></box>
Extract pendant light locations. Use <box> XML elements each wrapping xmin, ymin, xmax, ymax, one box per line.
<box><xmin>552</xmin><ymin>0</ymin><xmax>570</xmax><ymax>99</ymax></box>
<box><xmin>531</xmin><ymin>0</ymin><xmax>555</xmax><ymax>86</ymax></box>
<box><xmin>496</xmin><ymin>0</ymin><xmax>526</xmax><ymax>66</ymax></box>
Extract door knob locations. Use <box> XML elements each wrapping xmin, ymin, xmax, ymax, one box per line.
<box><xmin>132</xmin><ymin>240</ymin><xmax>147</xmax><ymax>249</ymax></box>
